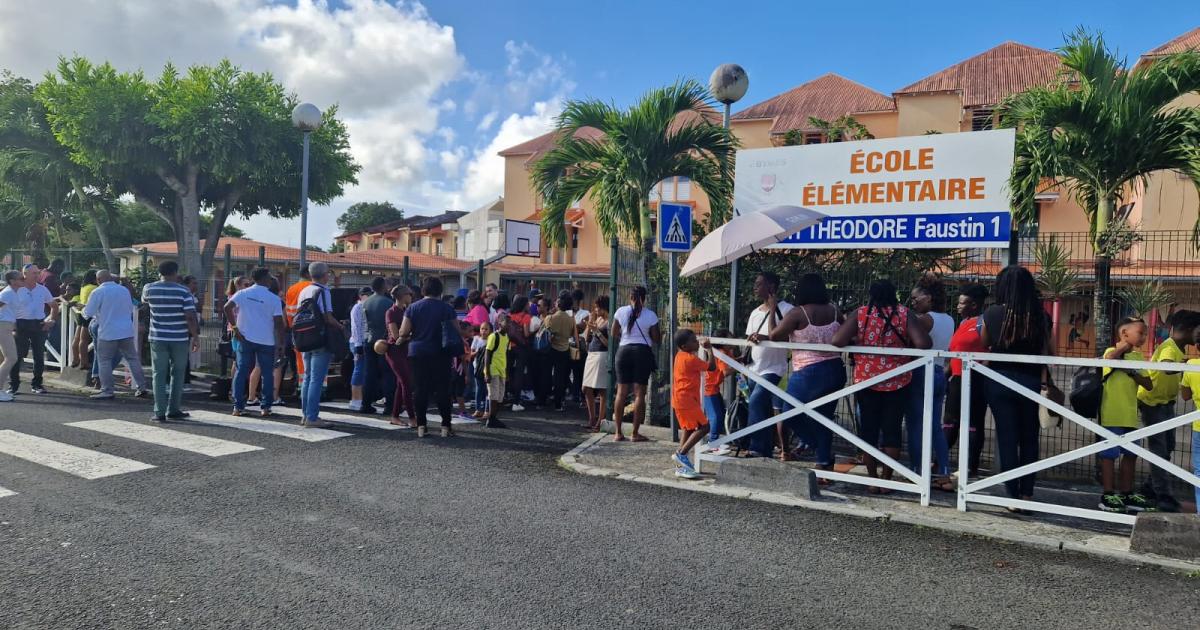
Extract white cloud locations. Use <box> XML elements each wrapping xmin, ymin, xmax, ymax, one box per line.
<box><xmin>0</xmin><ymin>1</ymin><xmax>574</xmax><ymax>248</ymax></box>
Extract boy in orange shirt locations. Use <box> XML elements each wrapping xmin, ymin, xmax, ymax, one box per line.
<box><xmin>672</xmin><ymin>329</ymin><xmax>717</xmax><ymax>479</ymax></box>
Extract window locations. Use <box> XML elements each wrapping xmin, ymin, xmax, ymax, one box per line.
<box><xmin>435</xmin><ymin>239</ymin><xmax>444</xmax><ymax>256</ymax></box>
<box><xmin>659</xmin><ymin>179</ymin><xmax>674</xmax><ymax>201</ymax></box>
<box><xmin>675</xmin><ymin>177</ymin><xmax>691</xmax><ymax>201</ymax></box>
<box><xmin>487</xmin><ymin>226</ymin><xmax>501</xmax><ymax>252</ymax></box>
<box><xmin>409</xmin><ymin>237</ymin><xmax>419</xmax><ymax>250</ymax></box>
<box><xmin>463</xmin><ymin>230</ymin><xmax>476</xmax><ymax>256</ymax></box>
<box><xmin>803</xmin><ymin>132</ymin><xmax>823</xmax><ymax>145</ymax></box>
<box><xmin>569</xmin><ymin>228</ymin><xmax>578</xmax><ymax>264</ymax></box>
<box><xmin>971</xmin><ymin>108</ymin><xmax>995</xmax><ymax>131</ymax></box>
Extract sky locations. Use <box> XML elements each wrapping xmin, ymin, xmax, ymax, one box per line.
<box><xmin>0</xmin><ymin>0</ymin><xmax>1196</xmax><ymax>248</ymax></box>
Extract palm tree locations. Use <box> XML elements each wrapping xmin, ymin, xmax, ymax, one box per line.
<box><xmin>1002</xmin><ymin>29</ymin><xmax>1200</xmax><ymax>354</ymax></box>
<box><xmin>1032</xmin><ymin>236</ymin><xmax>1081</xmax><ymax>344</ymax></box>
<box><xmin>530</xmin><ymin>80</ymin><xmax>737</xmax><ymax>270</ymax></box>
<box><xmin>1117</xmin><ymin>280</ymin><xmax>1174</xmax><ymax>320</ymax></box>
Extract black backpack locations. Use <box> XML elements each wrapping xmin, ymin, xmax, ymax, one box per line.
<box><xmin>291</xmin><ymin>294</ymin><xmax>326</xmax><ymax>353</ymax></box>
<box><xmin>1069</xmin><ymin>366</ymin><xmax>1109</xmax><ymax>419</ymax></box>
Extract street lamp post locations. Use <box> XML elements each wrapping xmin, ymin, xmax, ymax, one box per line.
<box><xmin>709</xmin><ymin>64</ymin><xmax>748</xmax><ymax>332</ymax></box>
<box><xmin>292</xmin><ymin>103</ymin><xmax>323</xmax><ymax>275</ymax></box>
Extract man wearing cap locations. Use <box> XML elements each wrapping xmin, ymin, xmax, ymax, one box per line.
<box><xmin>347</xmin><ymin>286</ymin><xmax>373</xmax><ymax>411</ymax></box>
<box><xmin>8</xmin><ymin>264</ymin><xmax>60</xmax><ymax>395</ymax></box>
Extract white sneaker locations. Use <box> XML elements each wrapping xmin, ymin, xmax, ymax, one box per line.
<box><xmin>674</xmin><ymin>467</ymin><xmax>701</xmax><ymax>479</ymax></box>
<box><xmin>511</xmin><ymin>404</ymin><xmax>526</xmax><ymax>412</ymax></box>
<box><xmin>347</xmin><ymin>400</ymin><xmax>363</xmax><ymax>411</ymax></box>
<box><xmin>0</xmin><ymin>391</ymin><xmax>12</xmax><ymax>402</ymax></box>
<box><xmin>703</xmin><ymin>444</ymin><xmax>733</xmax><ymax>456</ymax></box>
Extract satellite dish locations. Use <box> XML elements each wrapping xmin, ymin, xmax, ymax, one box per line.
<box><xmin>709</xmin><ymin>64</ymin><xmax>749</xmax><ymax>104</ymax></box>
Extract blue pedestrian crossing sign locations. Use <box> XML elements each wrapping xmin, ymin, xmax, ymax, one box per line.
<box><xmin>658</xmin><ymin>203</ymin><xmax>692</xmax><ymax>253</ymax></box>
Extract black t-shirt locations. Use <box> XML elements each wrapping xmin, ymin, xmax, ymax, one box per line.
<box><xmin>406</xmin><ymin>297</ymin><xmax>456</xmax><ymax>358</ymax></box>
<box><xmin>982</xmin><ymin>303</ymin><xmax>1048</xmax><ymax>377</ymax></box>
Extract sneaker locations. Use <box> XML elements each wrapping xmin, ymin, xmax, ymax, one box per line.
<box><xmin>1122</xmin><ymin>493</ymin><xmax>1158</xmax><ymax>513</ymax></box>
<box><xmin>441</xmin><ymin>427</ymin><xmax>455</xmax><ymax>438</ymax></box>
<box><xmin>347</xmin><ymin>401</ymin><xmax>363</xmax><ymax>411</ymax></box>
<box><xmin>0</xmin><ymin>391</ymin><xmax>13</xmax><ymax>402</ymax></box>
<box><xmin>301</xmin><ymin>419</ymin><xmax>334</xmax><ymax>429</ymax></box>
<box><xmin>149</xmin><ymin>415</ymin><xmax>166</xmax><ymax>423</ymax></box>
<box><xmin>703</xmin><ymin>443</ymin><xmax>733</xmax><ymax>456</ymax></box>
<box><xmin>674</xmin><ymin>467</ymin><xmax>701</xmax><ymax>479</ymax></box>
<box><xmin>31</xmin><ymin>387</ymin><xmax>46</xmax><ymax>394</ymax></box>
<box><xmin>416</xmin><ymin>426</ymin><xmax>427</xmax><ymax>438</ymax></box>
<box><xmin>132</xmin><ymin>389</ymin><xmax>149</xmax><ymax>399</ymax></box>
<box><xmin>89</xmin><ymin>392</ymin><xmax>115</xmax><ymax>400</ymax></box>
<box><xmin>231</xmin><ymin>409</ymin><xmax>245</xmax><ymax>417</ymax></box>
<box><xmin>246</xmin><ymin>398</ymin><xmax>260</xmax><ymax>407</ymax></box>
<box><xmin>166</xmin><ymin>411</ymin><xmax>190</xmax><ymax>420</ymax></box>
<box><xmin>511</xmin><ymin>404</ymin><xmax>526</xmax><ymax>412</ymax></box>
<box><xmin>672</xmin><ymin>452</ymin><xmax>694</xmax><ymax>470</ymax></box>
<box><xmin>272</xmin><ymin>398</ymin><xmax>285</xmax><ymax>407</ymax></box>
<box><xmin>1098</xmin><ymin>492</ymin><xmax>1126</xmax><ymax>513</ymax></box>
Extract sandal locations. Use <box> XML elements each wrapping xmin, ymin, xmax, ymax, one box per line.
<box><xmin>629</xmin><ymin>434</ymin><xmax>649</xmax><ymax>442</ymax></box>
<box><xmin>933</xmin><ymin>477</ymin><xmax>956</xmax><ymax>492</ymax></box>
<box><xmin>613</xmin><ymin>435</ymin><xmax>628</xmax><ymax>442</ymax></box>
<box><xmin>389</xmin><ymin>418</ymin><xmax>407</xmax><ymax>426</ymax></box>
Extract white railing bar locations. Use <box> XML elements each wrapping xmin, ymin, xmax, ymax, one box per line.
<box><xmin>920</xmin><ymin>360</ymin><xmax>933</xmax><ymax>507</ymax></box>
<box><xmin>965</xmin><ymin>362</ymin><xmax>1200</xmax><ymax>492</ymax></box>
<box><xmin>964</xmin><ymin>493</ymin><xmax>1137</xmax><ymax>526</ymax></box>
<box><xmin>707</xmin><ymin>337</ymin><xmax>1200</xmax><ymax>373</ymax></box>
<box><xmin>813</xmin><ymin>470</ymin><xmax>923</xmax><ymax>494</ymax></box>
<box><xmin>709</xmin><ymin>352</ymin><xmax>925</xmax><ymax>485</ymax></box>
<box><xmin>956</xmin><ymin>360</ymin><xmax>972</xmax><ymax>511</ymax></box>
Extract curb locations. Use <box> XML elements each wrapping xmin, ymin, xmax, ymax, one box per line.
<box><xmin>558</xmin><ymin>434</ymin><xmax>1200</xmax><ymax>574</ymax></box>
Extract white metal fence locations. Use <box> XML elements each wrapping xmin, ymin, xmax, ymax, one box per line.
<box><xmin>701</xmin><ymin>338</ymin><xmax>1200</xmax><ymax>525</ymax></box>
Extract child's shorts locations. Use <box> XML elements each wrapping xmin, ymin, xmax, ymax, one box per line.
<box><xmin>674</xmin><ymin>404</ymin><xmax>707</xmax><ymax>431</ymax></box>
<box><xmin>488</xmin><ymin>375</ymin><xmax>507</xmax><ymax>402</ymax></box>
<box><xmin>1098</xmin><ymin>426</ymin><xmax>1138</xmax><ymax>459</ymax></box>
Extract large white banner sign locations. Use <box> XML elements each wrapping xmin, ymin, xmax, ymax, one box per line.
<box><xmin>734</xmin><ymin>128</ymin><xmax>1016</xmax><ymax>248</ymax></box>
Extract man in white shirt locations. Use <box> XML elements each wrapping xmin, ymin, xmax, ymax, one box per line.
<box><xmin>0</xmin><ymin>270</ymin><xmax>22</xmax><ymax>402</ymax></box>
<box><xmin>223</xmin><ymin>267</ymin><xmax>285</xmax><ymax>417</ymax></box>
<box><xmin>743</xmin><ymin>271</ymin><xmax>793</xmax><ymax>457</ymax></box>
<box><xmin>83</xmin><ymin>270</ymin><xmax>147</xmax><ymax>399</ymax></box>
<box><xmin>9</xmin><ymin>264</ymin><xmax>60</xmax><ymax>395</ymax></box>
<box><xmin>347</xmin><ymin>286</ymin><xmax>372</xmax><ymax>411</ymax></box>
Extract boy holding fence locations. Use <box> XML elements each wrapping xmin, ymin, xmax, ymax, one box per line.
<box><xmin>1099</xmin><ymin>317</ymin><xmax>1155</xmax><ymax>514</ymax></box>
<box><xmin>671</xmin><ymin>329</ymin><xmax>717</xmax><ymax>479</ymax></box>
<box><xmin>1137</xmin><ymin>310</ymin><xmax>1200</xmax><ymax>512</ymax></box>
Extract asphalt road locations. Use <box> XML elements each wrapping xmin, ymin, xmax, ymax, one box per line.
<box><xmin>1</xmin><ymin>389</ymin><xmax>1197</xmax><ymax>630</ymax></box>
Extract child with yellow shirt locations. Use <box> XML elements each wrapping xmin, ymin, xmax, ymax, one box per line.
<box><xmin>1178</xmin><ymin>325</ymin><xmax>1200</xmax><ymax>515</ymax></box>
<box><xmin>1099</xmin><ymin>317</ymin><xmax>1154</xmax><ymax>513</ymax></box>
<box><xmin>1137</xmin><ymin>310</ymin><xmax>1200</xmax><ymax>512</ymax></box>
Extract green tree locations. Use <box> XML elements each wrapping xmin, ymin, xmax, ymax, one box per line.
<box><xmin>73</xmin><ymin>201</ymin><xmax>242</xmax><ymax>249</ymax></box>
<box><xmin>336</xmin><ymin>201</ymin><xmax>403</xmax><ymax>234</ymax></box>
<box><xmin>36</xmin><ymin>57</ymin><xmax>359</xmax><ymax>296</ymax></box>
<box><xmin>530</xmin><ymin>80</ymin><xmax>737</xmax><ymax>270</ymax></box>
<box><xmin>1003</xmin><ymin>30</ymin><xmax>1200</xmax><ymax>353</ymax></box>
<box><xmin>0</xmin><ymin>71</ymin><xmax>120</xmax><ymax>268</ymax></box>
<box><xmin>782</xmin><ymin>115</ymin><xmax>874</xmax><ymax>145</ymax></box>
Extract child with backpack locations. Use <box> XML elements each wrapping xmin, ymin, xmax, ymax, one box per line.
<box><xmin>671</xmin><ymin>329</ymin><xmax>718</xmax><ymax>479</ymax></box>
<box><xmin>471</xmin><ymin>322</ymin><xmax>491</xmax><ymax>419</ymax></box>
<box><xmin>1099</xmin><ymin>317</ymin><xmax>1155</xmax><ymax>513</ymax></box>
<box><xmin>483</xmin><ymin>314</ymin><xmax>510</xmax><ymax>429</ymax></box>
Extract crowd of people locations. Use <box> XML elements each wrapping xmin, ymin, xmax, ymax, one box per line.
<box><xmin>658</xmin><ymin>267</ymin><xmax>1199</xmax><ymax>516</ymax></box>
<box><xmin>3</xmin><ymin>258</ymin><xmax>1199</xmax><ymax>514</ymax></box>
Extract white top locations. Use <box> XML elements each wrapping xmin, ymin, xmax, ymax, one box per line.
<box><xmin>929</xmin><ymin>311</ymin><xmax>955</xmax><ymax>368</ymax></box>
<box><xmin>745</xmin><ymin>301</ymin><xmax>794</xmax><ymax>377</ymax></box>
<box><xmin>613</xmin><ymin>305</ymin><xmax>658</xmax><ymax>347</ymax></box>
<box><xmin>0</xmin><ymin>286</ymin><xmax>18</xmax><ymax>324</ymax></box>
<box><xmin>529</xmin><ymin>315</ymin><xmax>542</xmax><ymax>334</ymax></box>
<box><xmin>297</xmin><ymin>283</ymin><xmax>333</xmax><ymax>317</ymax></box>
<box><xmin>574</xmin><ymin>308</ymin><xmax>590</xmax><ymax>325</ymax></box>
<box><xmin>83</xmin><ymin>282</ymin><xmax>137</xmax><ymax>341</ymax></box>
<box><xmin>229</xmin><ymin>284</ymin><xmax>284</xmax><ymax>346</ymax></box>
<box><xmin>12</xmin><ymin>283</ymin><xmax>55</xmax><ymax>321</ymax></box>
<box><xmin>349</xmin><ymin>301</ymin><xmax>368</xmax><ymax>347</ymax></box>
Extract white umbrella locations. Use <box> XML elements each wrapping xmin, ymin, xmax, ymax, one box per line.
<box><xmin>679</xmin><ymin>205</ymin><xmax>825</xmax><ymax>278</ymax></box>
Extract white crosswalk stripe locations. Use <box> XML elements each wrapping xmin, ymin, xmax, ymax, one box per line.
<box><xmin>0</xmin><ymin>485</ymin><xmax>16</xmax><ymax>499</ymax></box>
<box><xmin>0</xmin><ymin>429</ymin><xmax>156</xmax><ymax>479</ymax></box>
<box><xmin>272</xmin><ymin>410</ymin><xmax>405</xmax><ymax>431</ymax></box>
<box><xmin>186</xmin><ymin>410</ymin><xmax>351</xmax><ymax>442</ymax></box>
<box><xmin>66</xmin><ymin>419</ymin><xmax>264</xmax><ymax>457</ymax></box>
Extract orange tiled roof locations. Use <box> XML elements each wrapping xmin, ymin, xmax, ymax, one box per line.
<box><xmin>894</xmin><ymin>42</ymin><xmax>1064</xmax><ymax>107</ymax></box>
<box><xmin>732</xmin><ymin>73</ymin><xmax>895</xmax><ymax>134</ymax></box>
<box><xmin>1142</xmin><ymin>27</ymin><xmax>1200</xmax><ymax>59</ymax></box>
<box><xmin>129</xmin><ymin>237</ymin><xmax>471</xmax><ymax>273</ymax></box>
<box><xmin>492</xmin><ymin>262</ymin><xmax>608</xmax><ymax>277</ymax></box>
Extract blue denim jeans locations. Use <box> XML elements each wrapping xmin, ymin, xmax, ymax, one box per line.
<box><xmin>786</xmin><ymin>358</ymin><xmax>846</xmax><ymax>468</ymax></box>
<box><xmin>301</xmin><ymin>350</ymin><xmax>333</xmax><ymax>421</ymax></box>
<box><xmin>906</xmin><ymin>364</ymin><xmax>950</xmax><ymax>475</ymax></box>
<box><xmin>703</xmin><ymin>394</ymin><xmax>726</xmax><ymax>442</ymax></box>
<box><xmin>747</xmin><ymin>373</ymin><xmax>783</xmax><ymax>456</ymax></box>
<box><xmin>234</xmin><ymin>341</ymin><xmax>276</xmax><ymax>411</ymax></box>
<box><xmin>473</xmin><ymin>371</ymin><xmax>488</xmax><ymax>411</ymax></box>
<box><xmin>350</xmin><ymin>345</ymin><xmax>365</xmax><ymax>387</ymax></box>
<box><xmin>1192</xmin><ymin>431</ymin><xmax>1199</xmax><ymax>514</ymax></box>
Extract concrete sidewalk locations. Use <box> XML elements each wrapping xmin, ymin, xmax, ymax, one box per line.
<box><xmin>560</xmin><ymin>424</ymin><xmax>1200</xmax><ymax>573</ymax></box>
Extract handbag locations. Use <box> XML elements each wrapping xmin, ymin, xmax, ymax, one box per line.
<box><xmin>217</xmin><ymin>330</ymin><xmax>234</xmax><ymax>359</ymax></box>
<box><xmin>1040</xmin><ymin>378</ymin><xmax>1065</xmax><ymax>429</ymax></box>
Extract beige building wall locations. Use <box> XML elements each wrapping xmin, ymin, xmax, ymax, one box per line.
<box><xmin>855</xmin><ymin>110</ymin><xmax>898</xmax><ymax>140</ymax></box>
<box><xmin>1138</xmin><ymin>92</ymin><xmax>1200</xmax><ymax>233</ymax></box>
<box><xmin>896</xmin><ymin>93</ymin><xmax>962</xmax><ymax>136</ymax></box>
<box><xmin>729</xmin><ymin>118</ymin><xmax>774</xmax><ymax>150</ymax></box>
<box><xmin>502</xmin><ymin>154</ymin><xmax>539</xmax><ymax>267</ymax></box>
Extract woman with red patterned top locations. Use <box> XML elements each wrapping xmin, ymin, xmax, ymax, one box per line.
<box><xmin>833</xmin><ymin>279</ymin><xmax>931</xmax><ymax>490</ymax></box>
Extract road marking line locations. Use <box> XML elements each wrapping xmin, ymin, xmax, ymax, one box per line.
<box><xmin>66</xmin><ymin>419</ymin><xmax>264</xmax><ymax>457</ymax></box>
<box><xmin>185</xmin><ymin>410</ymin><xmax>350</xmax><ymax>442</ymax></box>
<box><xmin>272</xmin><ymin>410</ymin><xmax>403</xmax><ymax>431</ymax></box>
<box><xmin>0</xmin><ymin>485</ymin><xmax>16</xmax><ymax>498</ymax></box>
<box><xmin>0</xmin><ymin>430</ymin><xmax>156</xmax><ymax>479</ymax></box>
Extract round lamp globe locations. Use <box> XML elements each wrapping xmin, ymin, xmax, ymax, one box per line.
<box><xmin>291</xmin><ymin>103</ymin><xmax>323</xmax><ymax>132</ymax></box>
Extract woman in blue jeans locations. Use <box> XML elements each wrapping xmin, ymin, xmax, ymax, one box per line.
<box><xmin>979</xmin><ymin>266</ymin><xmax>1054</xmax><ymax>509</ymax></box>
<box><xmin>907</xmin><ymin>274</ymin><xmax>955</xmax><ymax>491</ymax></box>
<box><xmin>770</xmin><ymin>273</ymin><xmax>845</xmax><ymax>474</ymax></box>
